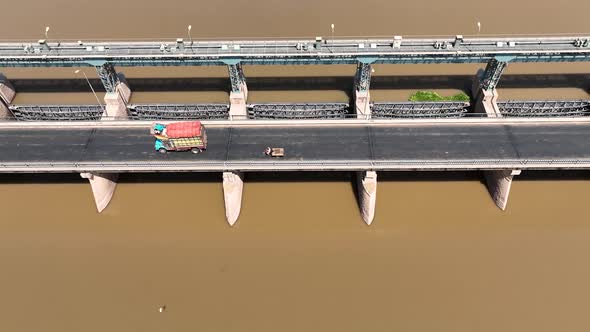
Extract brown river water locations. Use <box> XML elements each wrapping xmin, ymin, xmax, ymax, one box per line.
<box><xmin>1</xmin><ymin>0</ymin><xmax>590</xmax><ymax>331</ymax></box>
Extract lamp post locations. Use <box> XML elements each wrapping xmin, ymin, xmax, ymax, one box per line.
<box><xmin>188</xmin><ymin>25</ymin><xmax>193</xmax><ymax>46</ymax></box>
<box><xmin>74</xmin><ymin>69</ymin><xmax>105</xmax><ymax>113</ymax></box>
<box><xmin>331</xmin><ymin>23</ymin><xmax>335</xmax><ymax>44</ymax></box>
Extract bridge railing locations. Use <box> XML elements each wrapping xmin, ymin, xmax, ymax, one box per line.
<box><xmin>6</xmin><ymin>100</ymin><xmax>588</xmax><ymax>121</ymax></box>
<box><xmin>2</xmin><ymin>158</ymin><xmax>590</xmax><ymax>172</ymax></box>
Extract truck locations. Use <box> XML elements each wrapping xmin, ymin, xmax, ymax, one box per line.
<box><xmin>150</xmin><ymin>121</ymin><xmax>207</xmax><ymax>154</ymax></box>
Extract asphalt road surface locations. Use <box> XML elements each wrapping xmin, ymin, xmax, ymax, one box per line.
<box><xmin>1</xmin><ymin>124</ymin><xmax>590</xmax><ymax>166</ymax></box>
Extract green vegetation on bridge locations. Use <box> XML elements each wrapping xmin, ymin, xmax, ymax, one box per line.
<box><xmin>409</xmin><ymin>91</ymin><xmax>470</xmax><ymax>102</ymax></box>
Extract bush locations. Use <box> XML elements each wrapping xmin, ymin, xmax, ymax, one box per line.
<box><xmin>409</xmin><ymin>91</ymin><xmax>470</xmax><ymax>102</ymax></box>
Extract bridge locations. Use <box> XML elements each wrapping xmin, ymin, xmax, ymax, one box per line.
<box><xmin>0</xmin><ymin>35</ymin><xmax>589</xmax><ymax>121</ymax></box>
<box><xmin>2</xmin><ymin>120</ymin><xmax>590</xmax><ymax>225</ymax></box>
<box><xmin>1</xmin><ymin>36</ymin><xmax>589</xmax><ymax>67</ymax></box>
<box><xmin>0</xmin><ymin>34</ymin><xmax>588</xmax><ymax>122</ymax></box>
<box><xmin>0</xmin><ymin>34</ymin><xmax>589</xmax><ymax>226</ymax></box>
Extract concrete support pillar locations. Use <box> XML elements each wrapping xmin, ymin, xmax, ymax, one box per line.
<box><xmin>356</xmin><ymin>171</ymin><xmax>377</xmax><ymax>225</ymax></box>
<box><xmin>228</xmin><ymin>63</ymin><xmax>248</xmax><ymax>119</ymax></box>
<box><xmin>484</xmin><ymin>169</ymin><xmax>521</xmax><ymax>210</ymax></box>
<box><xmin>355</xmin><ymin>90</ymin><xmax>371</xmax><ymax>119</ymax></box>
<box><xmin>80</xmin><ymin>172</ymin><xmax>119</xmax><ymax>213</ymax></box>
<box><xmin>472</xmin><ymin>56</ymin><xmax>512</xmax><ymax>118</ymax></box>
<box><xmin>472</xmin><ymin>81</ymin><xmax>501</xmax><ymax>117</ymax></box>
<box><xmin>473</xmin><ymin>58</ymin><xmax>519</xmax><ymax>211</ymax></box>
<box><xmin>223</xmin><ymin>171</ymin><xmax>244</xmax><ymax>226</ymax></box>
<box><xmin>354</xmin><ymin>62</ymin><xmax>372</xmax><ymax>118</ymax></box>
<box><xmin>103</xmin><ymin>77</ymin><xmax>131</xmax><ymax>119</ymax></box>
<box><xmin>0</xmin><ymin>74</ymin><xmax>15</xmax><ymax>119</ymax></box>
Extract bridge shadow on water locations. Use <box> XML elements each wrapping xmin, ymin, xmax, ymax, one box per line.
<box><xmin>0</xmin><ymin>171</ymin><xmax>588</xmax><ymax>185</ymax></box>
<box><xmin>9</xmin><ymin>73</ymin><xmax>590</xmax><ymax>94</ymax></box>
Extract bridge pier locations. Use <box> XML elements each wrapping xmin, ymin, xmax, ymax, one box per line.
<box><xmin>473</xmin><ymin>83</ymin><xmax>501</xmax><ymax>116</ymax></box>
<box><xmin>472</xmin><ymin>58</ymin><xmax>522</xmax><ymax>210</ymax></box>
<box><xmin>96</xmin><ymin>63</ymin><xmax>131</xmax><ymax>120</ymax></box>
<box><xmin>223</xmin><ymin>171</ymin><xmax>244</xmax><ymax>226</ymax></box>
<box><xmin>354</xmin><ymin>63</ymin><xmax>372</xmax><ymax>118</ymax></box>
<box><xmin>484</xmin><ymin>169</ymin><xmax>521</xmax><ymax>210</ymax></box>
<box><xmin>356</xmin><ymin>171</ymin><xmax>377</xmax><ymax>225</ymax></box>
<box><xmin>228</xmin><ymin>63</ymin><xmax>248</xmax><ymax>120</ymax></box>
<box><xmin>472</xmin><ymin>57</ymin><xmax>511</xmax><ymax>117</ymax></box>
<box><xmin>0</xmin><ymin>74</ymin><xmax>15</xmax><ymax>119</ymax></box>
<box><xmin>80</xmin><ymin>172</ymin><xmax>119</xmax><ymax>212</ymax></box>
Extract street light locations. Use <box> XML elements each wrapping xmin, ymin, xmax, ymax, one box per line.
<box><xmin>187</xmin><ymin>25</ymin><xmax>193</xmax><ymax>46</ymax></box>
<box><xmin>331</xmin><ymin>23</ymin><xmax>335</xmax><ymax>44</ymax></box>
<box><xmin>74</xmin><ymin>69</ymin><xmax>105</xmax><ymax>113</ymax></box>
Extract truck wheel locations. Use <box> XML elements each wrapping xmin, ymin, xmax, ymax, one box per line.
<box><xmin>191</xmin><ymin>148</ymin><xmax>201</xmax><ymax>154</ymax></box>
<box><xmin>158</xmin><ymin>148</ymin><xmax>167</xmax><ymax>154</ymax></box>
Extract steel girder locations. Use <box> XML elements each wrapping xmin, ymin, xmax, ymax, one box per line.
<box><xmin>227</xmin><ymin>63</ymin><xmax>246</xmax><ymax>93</ymax></box>
<box><xmin>95</xmin><ymin>63</ymin><xmax>120</xmax><ymax>93</ymax></box>
<box><xmin>248</xmin><ymin>103</ymin><xmax>349</xmax><ymax>119</ymax></box>
<box><xmin>480</xmin><ymin>58</ymin><xmax>510</xmax><ymax>91</ymax></box>
<box><xmin>1</xmin><ymin>54</ymin><xmax>590</xmax><ymax>67</ymax></box>
<box><xmin>371</xmin><ymin>102</ymin><xmax>470</xmax><ymax>118</ymax></box>
<box><xmin>354</xmin><ymin>63</ymin><xmax>372</xmax><ymax>92</ymax></box>
<box><xmin>127</xmin><ymin>104</ymin><xmax>229</xmax><ymax>120</ymax></box>
<box><xmin>9</xmin><ymin>105</ymin><xmax>103</xmax><ymax>121</ymax></box>
<box><xmin>497</xmin><ymin>100</ymin><xmax>590</xmax><ymax>117</ymax></box>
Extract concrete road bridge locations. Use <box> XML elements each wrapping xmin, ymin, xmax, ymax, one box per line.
<box><xmin>2</xmin><ymin>120</ymin><xmax>590</xmax><ymax>225</ymax></box>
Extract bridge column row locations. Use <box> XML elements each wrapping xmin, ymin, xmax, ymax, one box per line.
<box><xmin>228</xmin><ymin>63</ymin><xmax>248</xmax><ymax>120</ymax></box>
<box><xmin>472</xmin><ymin>57</ymin><xmax>511</xmax><ymax>117</ymax></box>
<box><xmin>0</xmin><ymin>64</ymin><xmax>132</xmax><ymax>120</ymax></box>
<box><xmin>82</xmin><ymin>169</ymin><xmax>523</xmax><ymax>225</ymax></box>
<box><xmin>225</xmin><ymin>61</ymin><xmax>375</xmax><ymax>120</ymax></box>
<box><xmin>220</xmin><ymin>171</ymin><xmax>377</xmax><ymax>226</ymax></box>
<box><xmin>472</xmin><ymin>57</ymin><xmax>521</xmax><ymax>210</ymax></box>
<box><xmin>77</xmin><ymin>64</ymin><xmax>130</xmax><ymax>199</ymax></box>
<box><xmin>81</xmin><ymin>170</ymin><xmax>247</xmax><ymax>226</ymax></box>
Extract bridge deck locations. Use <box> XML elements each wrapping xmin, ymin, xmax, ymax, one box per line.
<box><xmin>1</xmin><ymin>124</ymin><xmax>590</xmax><ymax>171</ymax></box>
<box><xmin>0</xmin><ymin>36</ymin><xmax>589</xmax><ymax>66</ymax></box>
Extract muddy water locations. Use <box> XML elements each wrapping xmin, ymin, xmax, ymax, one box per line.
<box><xmin>1</xmin><ymin>0</ymin><xmax>590</xmax><ymax>331</ymax></box>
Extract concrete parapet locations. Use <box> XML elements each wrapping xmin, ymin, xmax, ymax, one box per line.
<box><xmin>484</xmin><ymin>169</ymin><xmax>521</xmax><ymax>210</ymax></box>
<box><xmin>223</xmin><ymin>171</ymin><xmax>244</xmax><ymax>226</ymax></box>
<box><xmin>80</xmin><ymin>172</ymin><xmax>119</xmax><ymax>212</ymax></box>
<box><xmin>356</xmin><ymin>171</ymin><xmax>377</xmax><ymax>225</ymax></box>
<box><xmin>0</xmin><ymin>74</ymin><xmax>15</xmax><ymax>119</ymax></box>
<box><xmin>103</xmin><ymin>75</ymin><xmax>131</xmax><ymax>120</ymax></box>
<box><xmin>355</xmin><ymin>90</ymin><xmax>371</xmax><ymax>119</ymax></box>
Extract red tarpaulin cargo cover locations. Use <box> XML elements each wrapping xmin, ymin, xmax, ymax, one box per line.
<box><xmin>165</xmin><ymin>121</ymin><xmax>202</xmax><ymax>138</ymax></box>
